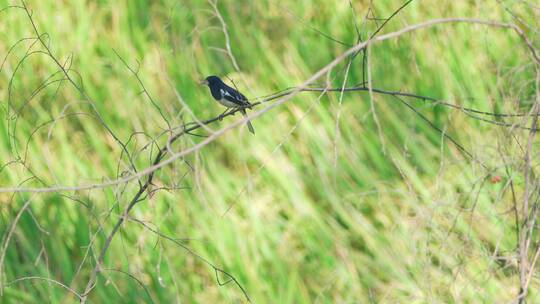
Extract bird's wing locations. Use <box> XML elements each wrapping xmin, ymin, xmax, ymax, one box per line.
<box><xmin>221</xmin><ymin>87</ymin><xmax>250</xmax><ymax>107</ymax></box>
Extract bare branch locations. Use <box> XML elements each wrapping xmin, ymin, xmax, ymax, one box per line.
<box><xmin>1</xmin><ymin>17</ymin><xmax>535</xmax><ymax>194</ymax></box>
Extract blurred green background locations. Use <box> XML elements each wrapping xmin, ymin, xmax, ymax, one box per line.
<box><xmin>0</xmin><ymin>0</ymin><xmax>538</xmax><ymax>303</ymax></box>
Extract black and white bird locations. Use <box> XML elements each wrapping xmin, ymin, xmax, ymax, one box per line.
<box><xmin>201</xmin><ymin>75</ymin><xmax>255</xmax><ymax>134</ymax></box>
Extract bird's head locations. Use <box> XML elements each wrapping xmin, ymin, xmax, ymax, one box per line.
<box><xmin>200</xmin><ymin>75</ymin><xmax>221</xmax><ymax>86</ymax></box>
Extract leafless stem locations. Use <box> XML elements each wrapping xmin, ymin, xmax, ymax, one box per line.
<box><xmin>2</xmin><ymin>17</ymin><xmax>536</xmax><ymax>195</ymax></box>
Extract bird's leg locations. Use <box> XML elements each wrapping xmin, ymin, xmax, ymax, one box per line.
<box><xmin>230</xmin><ymin>107</ymin><xmax>246</xmax><ymax>116</ymax></box>
<box><xmin>218</xmin><ymin>108</ymin><xmax>231</xmax><ymax>121</ymax></box>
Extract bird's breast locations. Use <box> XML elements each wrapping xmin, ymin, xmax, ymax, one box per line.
<box><xmin>217</xmin><ymin>98</ymin><xmax>241</xmax><ymax>108</ymax></box>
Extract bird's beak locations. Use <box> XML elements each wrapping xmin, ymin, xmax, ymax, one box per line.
<box><xmin>200</xmin><ymin>79</ymin><xmax>208</xmax><ymax>85</ymax></box>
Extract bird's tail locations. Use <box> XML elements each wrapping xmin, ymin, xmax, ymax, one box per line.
<box><xmin>240</xmin><ymin>109</ymin><xmax>255</xmax><ymax>134</ymax></box>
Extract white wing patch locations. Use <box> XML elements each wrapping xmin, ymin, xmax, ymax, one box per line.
<box><xmin>220</xmin><ymin>89</ymin><xmax>234</xmax><ymax>99</ymax></box>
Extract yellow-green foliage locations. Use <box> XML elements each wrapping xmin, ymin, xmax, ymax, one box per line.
<box><xmin>0</xmin><ymin>0</ymin><xmax>538</xmax><ymax>303</ymax></box>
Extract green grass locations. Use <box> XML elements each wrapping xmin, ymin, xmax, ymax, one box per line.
<box><xmin>0</xmin><ymin>0</ymin><xmax>538</xmax><ymax>303</ymax></box>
